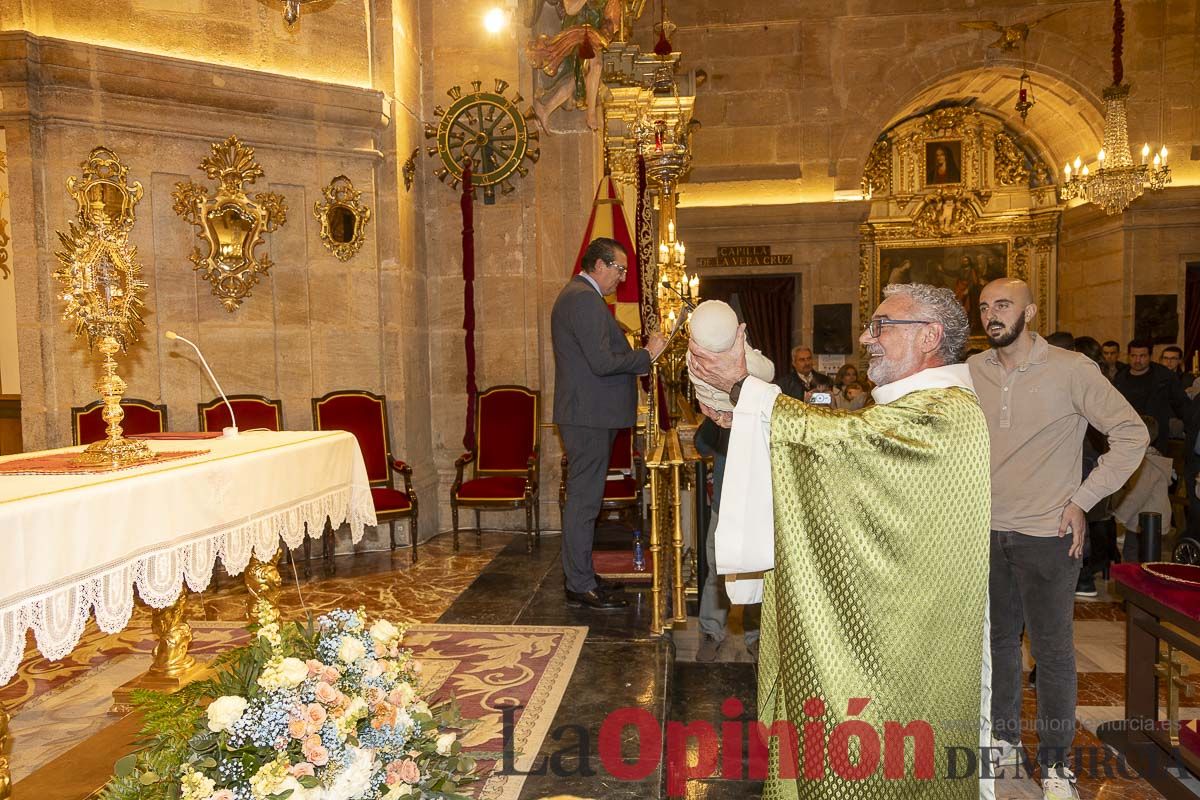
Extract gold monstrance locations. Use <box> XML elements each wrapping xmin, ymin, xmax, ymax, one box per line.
<box><xmin>54</xmin><ymin>147</ymin><xmax>153</xmax><ymax>467</ymax></box>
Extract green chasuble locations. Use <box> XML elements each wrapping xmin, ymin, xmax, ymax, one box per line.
<box><xmin>757</xmin><ymin>386</ymin><xmax>990</xmax><ymax>799</ymax></box>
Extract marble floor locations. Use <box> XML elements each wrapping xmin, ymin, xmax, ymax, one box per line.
<box><xmin>7</xmin><ymin>530</ymin><xmax>1194</xmax><ymax>799</ymax></box>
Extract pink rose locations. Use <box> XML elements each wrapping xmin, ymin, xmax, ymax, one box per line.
<box><xmin>303</xmin><ymin>734</ymin><xmax>330</xmax><ymax>766</ymax></box>
<box><xmin>396</xmin><ymin>758</ymin><xmax>421</xmax><ymax>785</ymax></box>
<box><xmin>320</xmin><ymin>665</ymin><xmax>341</xmax><ymax>683</ymax></box>
<box><xmin>306</xmin><ymin>659</ymin><xmax>325</xmax><ymax>677</ymax></box>
<box><xmin>211</xmin><ymin>792</ymin><xmax>236</xmax><ymax>800</ymax></box>
<box><xmin>289</xmin><ymin>762</ymin><xmax>316</xmax><ymax>778</ymax></box>
<box><xmin>288</xmin><ymin>718</ymin><xmax>309</xmax><ymax>740</ymax></box>
<box><xmin>314</xmin><ymin>682</ymin><xmax>339</xmax><ymax>705</ymax></box>
<box><xmin>305</xmin><ymin>703</ymin><xmax>328</xmax><ymax>728</ymax></box>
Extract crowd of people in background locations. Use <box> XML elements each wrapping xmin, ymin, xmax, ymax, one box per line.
<box><xmin>772</xmin><ymin>332</ymin><xmax>1198</xmax><ymax>599</ymax></box>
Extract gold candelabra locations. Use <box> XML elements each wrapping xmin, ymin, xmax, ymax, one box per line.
<box><xmin>54</xmin><ymin>148</ymin><xmax>153</xmax><ymax>468</ymax></box>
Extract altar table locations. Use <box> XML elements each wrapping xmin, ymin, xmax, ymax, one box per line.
<box><xmin>1098</xmin><ymin>562</ymin><xmax>1200</xmax><ymax>799</ymax></box>
<box><xmin>0</xmin><ymin>429</ymin><xmax>376</xmax><ymax>685</ymax></box>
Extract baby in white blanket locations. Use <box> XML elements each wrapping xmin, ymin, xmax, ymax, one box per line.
<box><xmin>685</xmin><ymin>300</ymin><xmax>775</xmax><ymax>412</ymax></box>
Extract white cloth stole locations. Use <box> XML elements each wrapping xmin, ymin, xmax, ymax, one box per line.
<box><xmin>714</xmin><ymin>376</ymin><xmax>780</xmax><ymax>604</ymax></box>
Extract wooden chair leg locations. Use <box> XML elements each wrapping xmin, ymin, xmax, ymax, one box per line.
<box><xmin>535</xmin><ymin>500</ymin><xmax>541</xmax><ymax>545</ymax></box>
<box><xmin>411</xmin><ymin>509</ymin><xmax>419</xmax><ymax>564</ymax></box>
<box><xmin>475</xmin><ymin>510</ymin><xmax>482</xmax><ymax>544</ymax></box>
<box><xmin>525</xmin><ymin>501</ymin><xmax>534</xmax><ymax>553</ymax></box>
<box><xmin>388</xmin><ymin>520</ymin><xmax>397</xmax><ymax>550</ymax></box>
<box><xmin>452</xmin><ymin>500</ymin><xmax>460</xmax><ymax>551</ymax></box>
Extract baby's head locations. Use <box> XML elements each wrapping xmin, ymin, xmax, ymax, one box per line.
<box><xmin>689</xmin><ymin>300</ymin><xmax>739</xmax><ymax>353</ymax></box>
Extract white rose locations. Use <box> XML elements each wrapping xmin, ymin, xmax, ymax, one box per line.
<box><xmin>338</xmin><ymin>637</ymin><xmax>367</xmax><ymax>664</ymax></box>
<box><xmin>370</xmin><ymin>619</ymin><xmax>400</xmax><ymax>645</ymax></box>
<box><xmin>411</xmin><ymin>700</ymin><xmax>430</xmax><ymax>717</ymax></box>
<box><xmin>435</xmin><ymin>731</ymin><xmax>457</xmax><ymax>755</ymax></box>
<box><xmin>392</xmin><ymin>682</ymin><xmax>417</xmax><ymax>707</ymax></box>
<box><xmin>206</xmin><ymin>695</ymin><xmax>248</xmax><ymax>733</ymax></box>
<box><xmin>278</xmin><ymin>657</ymin><xmax>310</xmax><ymax>687</ymax></box>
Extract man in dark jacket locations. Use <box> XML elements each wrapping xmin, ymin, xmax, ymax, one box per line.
<box><xmin>776</xmin><ymin>345</ymin><xmax>830</xmax><ymax>400</ymax></box>
<box><xmin>1113</xmin><ymin>339</ymin><xmax>1189</xmax><ymax>452</ymax></box>
<box><xmin>552</xmin><ymin>237</ymin><xmax>666</xmax><ymax>610</ymax></box>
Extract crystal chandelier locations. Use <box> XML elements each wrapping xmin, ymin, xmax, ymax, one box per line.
<box><xmin>1060</xmin><ymin>0</ymin><xmax>1170</xmax><ymax>214</ymax></box>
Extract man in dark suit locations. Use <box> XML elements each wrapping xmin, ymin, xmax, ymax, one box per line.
<box><xmin>552</xmin><ymin>237</ymin><xmax>666</xmax><ymax>610</ymax></box>
<box><xmin>776</xmin><ymin>345</ymin><xmax>830</xmax><ymax>401</ymax></box>
<box><xmin>1113</xmin><ymin>339</ymin><xmax>1189</xmax><ymax>452</ymax></box>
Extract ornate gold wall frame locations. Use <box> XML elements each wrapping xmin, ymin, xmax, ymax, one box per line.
<box><xmin>313</xmin><ymin>175</ymin><xmax>371</xmax><ymax>262</ymax></box>
<box><xmin>858</xmin><ymin>104</ymin><xmax>1061</xmax><ymax>352</ymax></box>
<box><xmin>172</xmin><ymin>136</ymin><xmax>287</xmax><ymax>312</ymax></box>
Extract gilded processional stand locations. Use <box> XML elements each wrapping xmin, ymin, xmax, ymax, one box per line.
<box><xmin>602</xmin><ymin>39</ymin><xmax>700</xmax><ymax>634</ymax></box>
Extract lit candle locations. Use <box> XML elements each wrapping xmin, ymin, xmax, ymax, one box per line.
<box><xmin>1073</xmin><ymin>156</ymin><xmax>1082</xmax><ymax>171</ymax></box>
<box><xmin>1081</xmin><ymin>165</ymin><xmax>1089</xmax><ymax>176</ymax></box>
<box><xmin>677</xmin><ymin>242</ymin><xmax>686</xmax><ymax>259</ymax></box>
<box><xmin>667</xmin><ymin>221</ymin><xmax>675</xmax><ymax>241</ymax></box>
<box><xmin>1161</xmin><ymin>145</ymin><xmax>1168</xmax><ymax>164</ymax></box>
<box><xmin>689</xmin><ymin>275</ymin><xmax>699</xmax><ymax>294</ymax></box>
<box><xmin>659</xmin><ymin>242</ymin><xmax>669</xmax><ymax>263</ymax></box>
<box><xmin>1064</xmin><ymin>163</ymin><xmax>1072</xmax><ymax>178</ymax></box>
<box><xmin>1141</xmin><ymin>143</ymin><xmax>1150</xmax><ymax>164</ymax></box>
<box><xmin>1098</xmin><ymin>148</ymin><xmax>1106</xmax><ymax>165</ymax></box>
<box><xmin>1153</xmin><ymin>153</ymin><xmax>1161</xmax><ymax>167</ymax></box>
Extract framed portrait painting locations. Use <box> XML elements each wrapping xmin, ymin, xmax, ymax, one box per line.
<box><xmin>925</xmin><ymin>141</ymin><xmax>962</xmax><ymax>185</ymax></box>
<box><xmin>878</xmin><ymin>242</ymin><xmax>1007</xmax><ymax>338</ymax></box>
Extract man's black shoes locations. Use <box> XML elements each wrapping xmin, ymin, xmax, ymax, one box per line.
<box><xmin>565</xmin><ymin>587</ymin><xmax>629</xmax><ymax>610</ymax></box>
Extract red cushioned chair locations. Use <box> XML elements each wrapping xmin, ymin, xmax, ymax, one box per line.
<box><xmin>558</xmin><ymin>427</ymin><xmax>644</xmax><ymax>533</ymax></box>
<box><xmin>451</xmin><ymin>385</ymin><xmax>540</xmax><ymax>551</ymax></box>
<box><xmin>312</xmin><ymin>390</ymin><xmax>419</xmax><ymax>563</ymax></box>
<box><xmin>198</xmin><ymin>394</ymin><xmax>284</xmax><ymax>433</ymax></box>
<box><xmin>71</xmin><ymin>398</ymin><xmax>167</xmax><ymax>445</ymax></box>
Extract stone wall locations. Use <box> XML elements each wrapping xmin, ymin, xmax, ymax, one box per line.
<box><xmin>417</xmin><ymin>0</ymin><xmax>600</xmax><ymax>534</ymax></box>
<box><xmin>677</xmin><ymin>201</ymin><xmax>868</xmax><ymax>362</ymax></box>
<box><xmin>0</xmin><ymin>30</ymin><xmax>422</xmax><ymax>548</ymax></box>
<box><xmin>1059</xmin><ymin>187</ymin><xmax>1200</xmax><ymax>346</ymax></box>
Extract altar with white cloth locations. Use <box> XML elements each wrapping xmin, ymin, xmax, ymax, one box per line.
<box><xmin>0</xmin><ymin>429</ymin><xmax>376</xmax><ymax>794</ymax></box>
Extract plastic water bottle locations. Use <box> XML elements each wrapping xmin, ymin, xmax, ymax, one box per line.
<box><xmin>632</xmin><ymin>530</ymin><xmax>646</xmax><ymax>572</ymax></box>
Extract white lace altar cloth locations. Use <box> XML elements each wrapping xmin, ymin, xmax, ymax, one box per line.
<box><xmin>0</xmin><ymin>430</ymin><xmax>377</xmax><ymax>684</ymax></box>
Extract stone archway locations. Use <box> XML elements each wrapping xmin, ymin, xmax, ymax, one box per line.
<box><xmin>876</xmin><ymin>65</ymin><xmax>1105</xmax><ymax>180</ymax></box>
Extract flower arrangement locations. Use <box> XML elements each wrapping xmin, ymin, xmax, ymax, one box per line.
<box><xmin>100</xmin><ymin>601</ymin><xmax>475</xmax><ymax>800</ymax></box>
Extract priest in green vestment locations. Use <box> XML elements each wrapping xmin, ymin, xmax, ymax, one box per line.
<box><xmin>689</xmin><ymin>283</ymin><xmax>993</xmax><ymax>799</ymax></box>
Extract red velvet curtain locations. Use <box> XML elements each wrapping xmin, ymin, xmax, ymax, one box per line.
<box><xmin>1185</xmin><ymin>263</ymin><xmax>1200</xmax><ymax>370</ymax></box>
<box><xmin>702</xmin><ymin>277</ymin><xmax>794</xmax><ymax>378</ymax></box>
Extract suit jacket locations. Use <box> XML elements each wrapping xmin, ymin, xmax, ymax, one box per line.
<box><xmin>776</xmin><ymin>369</ymin><xmax>830</xmax><ymax>401</ymax></box>
<box><xmin>552</xmin><ymin>274</ymin><xmax>650</xmax><ymax>429</ymax></box>
<box><xmin>1113</xmin><ymin>362</ymin><xmax>1189</xmax><ymax>451</ymax></box>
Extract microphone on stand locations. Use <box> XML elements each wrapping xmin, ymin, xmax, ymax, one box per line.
<box><xmin>164</xmin><ymin>331</ymin><xmax>238</xmax><ymax>438</ymax></box>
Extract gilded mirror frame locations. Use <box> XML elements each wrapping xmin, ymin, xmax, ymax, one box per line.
<box><xmin>314</xmin><ymin>175</ymin><xmax>371</xmax><ymax>262</ymax></box>
<box><xmin>172</xmin><ymin>135</ymin><xmax>287</xmax><ymax>312</ymax></box>
<box><xmin>67</xmin><ymin>146</ymin><xmax>143</xmax><ymax>235</ymax></box>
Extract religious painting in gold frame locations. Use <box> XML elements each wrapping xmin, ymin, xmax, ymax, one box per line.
<box><xmin>313</xmin><ymin>175</ymin><xmax>371</xmax><ymax>262</ymax></box>
<box><xmin>878</xmin><ymin>242</ymin><xmax>1008</xmax><ymax>339</ymax></box>
<box><xmin>172</xmin><ymin>136</ymin><xmax>287</xmax><ymax>312</ymax></box>
<box><xmin>925</xmin><ymin>140</ymin><xmax>963</xmax><ymax>186</ymax></box>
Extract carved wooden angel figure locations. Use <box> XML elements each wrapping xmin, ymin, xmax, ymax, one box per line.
<box><xmin>526</xmin><ymin>0</ymin><xmax>622</xmax><ymax>132</ymax></box>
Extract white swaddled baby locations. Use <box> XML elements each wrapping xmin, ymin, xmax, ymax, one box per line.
<box><xmin>685</xmin><ymin>300</ymin><xmax>775</xmax><ymax>412</ymax></box>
